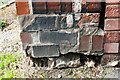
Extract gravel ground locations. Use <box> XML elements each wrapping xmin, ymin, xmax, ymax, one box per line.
<box><xmin>0</xmin><ymin>3</ymin><xmax>119</xmax><ymax>79</ymax></box>
<box><xmin>0</xmin><ymin>3</ymin><xmax>22</xmax><ymax>53</ymax></box>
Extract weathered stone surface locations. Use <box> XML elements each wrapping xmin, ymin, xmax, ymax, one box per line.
<box><xmin>48</xmin><ymin>53</ymin><xmax>81</xmax><ymax>68</ymax></box>
<box><xmin>79</xmin><ymin>27</ymin><xmax>103</xmax><ymax>35</ymax></box>
<box><xmin>54</xmin><ymin>53</ymin><xmax>81</xmax><ymax>68</ymax></box>
<box><xmin>19</xmin><ymin>15</ymin><xmax>75</xmax><ymax>31</ymax></box>
<box><xmin>39</xmin><ymin>31</ymin><xmax>78</xmax><ymax>54</ymax></box>
<box><xmin>22</xmin><ymin>15</ymin><xmax>59</xmax><ymax>31</ymax></box>
<box><xmin>60</xmin><ymin>15</ymin><xmax>74</xmax><ymax>29</ymax></box>
<box><xmin>39</xmin><ymin>31</ymin><xmax>77</xmax><ymax>45</ymax></box>
<box><xmin>27</xmin><ymin>45</ymin><xmax>60</xmax><ymax>58</ymax></box>
<box><xmin>101</xmin><ymin>54</ymin><xmax>120</xmax><ymax>66</ymax></box>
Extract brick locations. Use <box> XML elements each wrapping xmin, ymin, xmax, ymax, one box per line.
<box><xmin>22</xmin><ymin>16</ymin><xmax>59</xmax><ymax>31</ymax></box>
<box><xmin>20</xmin><ymin>32</ymin><xmax>32</xmax><ymax>44</ymax></box>
<box><xmin>15</xmin><ymin>0</ymin><xmax>29</xmax><ymax>15</ymax></box>
<box><xmin>20</xmin><ymin>15</ymin><xmax>74</xmax><ymax>31</ymax></box>
<box><xmin>79</xmin><ymin>36</ymin><xmax>91</xmax><ymax>51</ymax></box>
<box><xmin>104</xmin><ymin>19</ymin><xmax>120</xmax><ymax>31</ymax></box>
<box><xmin>101</xmin><ymin>54</ymin><xmax>120</xmax><ymax>66</ymax></box>
<box><xmin>29</xmin><ymin>45</ymin><xmax>60</xmax><ymax>58</ymax></box>
<box><xmin>104</xmin><ymin>43</ymin><xmax>120</xmax><ymax>53</ymax></box>
<box><xmin>105</xmin><ymin>5</ymin><xmax>120</xmax><ymax>18</ymax></box>
<box><xmin>61</xmin><ymin>2</ymin><xmax>72</xmax><ymax>12</ymax></box>
<box><xmin>20</xmin><ymin>32</ymin><xmax>38</xmax><ymax>49</ymax></box>
<box><xmin>92</xmin><ymin>35</ymin><xmax>103</xmax><ymax>51</ymax></box>
<box><xmin>47</xmin><ymin>2</ymin><xmax>61</xmax><ymax>12</ymax></box>
<box><xmin>106</xmin><ymin>0</ymin><xmax>120</xmax><ymax>4</ymax></box>
<box><xmin>39</xmin><ymin>31</ymin><xmax>77</xmax><ymax>45</ymax></box>
<box><xmin>32</xmin><ymin>2</ymin><xmax>46</xmax><ymax>14</ymax></box>
<box><xmin>105</xmin><ymin>32</ymin><xmax>120</xmax><ymax>43</ymax></box>
<box><xmin>27</xmin><ymin>31</ymin><xmax>78</xmax><ymax>55</ymax></box>
<box><xmin>48</xmin><ymin>6</ymin><xmax>61</xmax><ymax>12</ymax></box>
<box><xmin>33</xmin><ymin>7</ymin><xmax>47</xmax><ymax>14</ymax></box>
<box><xmin>86</xmin><ymin>2</ymin><xmax>101</xmax><ymax>12</ymax></box>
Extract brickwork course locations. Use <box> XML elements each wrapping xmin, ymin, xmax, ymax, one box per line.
<box><xmin>15</xmin><ymin>0</ymin><xmax>120</xmax><ymax>67</ymax></box>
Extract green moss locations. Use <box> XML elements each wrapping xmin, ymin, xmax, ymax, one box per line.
<box><xmin>0</xmin><ymin>52</ymin><xmax>19</xmax><ymax>80</ymax></box>
<box><xmin>0</xmin><ymin>20</ymin><xmax>7</xmax><ymax>30</ymax></box>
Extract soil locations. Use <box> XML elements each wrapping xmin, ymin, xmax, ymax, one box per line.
<box><xmin>0</xmin><ymin>3</ymin><xmax>119</xmax><ymax>78</ymax></box>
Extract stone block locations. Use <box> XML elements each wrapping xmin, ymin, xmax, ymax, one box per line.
<box><xmin>23</xmin><ymin>16</ymin><xmax>59</xmax><ymax>31</ymax></box>
<box><xmin>28</xmin><ymin>45</ymin><xmax>60</xmax><ymax>58</ymax></box>
<box><xmin>39</xmin><ymin>31</ymin><xmax>77</xmax><ymax>45</ymax></box>
<box><xmin>101</xmin><ymin>54</ymin><xmax>120</xmax><ymax>66</ymax></box>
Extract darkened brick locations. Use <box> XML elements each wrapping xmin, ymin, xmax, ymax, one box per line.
<box><xmin>79</xmin><ymin>36</ymin><xmax>91</xmax><ymax>51</ymax></box>
<box><xmin>24</xmin><ymin>16</ymin><xmax>59</xmax><ymax>31</ymax></box>
<box><xmin>20</xmin><ymin>32</ymin><xmax>39</xmax><ymax>50</ymax></box>
<box><xmin>20</xmin><ymin>15</ymin><xmax>74</xmax><ymax>31</ymax></box>
<box><xmin>29</xmin><ymin>45</ymin><xmax>60</xmax><ymax>58</ymax></box>
<box><xmin>20</xmin><ymin>32</ymin><xmax>32</xmax><ymax>44</ymax></box>
<box><xmin>86</xmin><ymin>2</ymin><xmax>101</xmax><ymax>12</ymax></box>
<box><xmin>92</xmin><ymin>35</ymin><xmax>104</xmax><ymax>52</ymax></box>
<box><xmin>39</xmin><ymin>31</ymin><xmax>77</xmax><ymax>45</ymax></box>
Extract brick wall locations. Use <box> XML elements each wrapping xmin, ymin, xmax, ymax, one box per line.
<box><xmin>15</xmin><ymin>0</ymin><xmax>120</xmax><ymax>67</ymax></box>
<box><xmin>101</xmin><ymin>0</ymin><xmax>120</xmax><ymax>65</ymax></box>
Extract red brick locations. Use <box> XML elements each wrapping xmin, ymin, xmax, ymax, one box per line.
<box><xmin>15</xmin><ymin>0</ymin><xmax>29</xmax><ymax>15</ymax></box>
<box><xmin>105</xmin><ymin>31</ymin><xmax>120</xmax><ymax>43</ymax></box>
<box><xmin>101</xmin><ymin>54</ymin><xmax>120</xmax><ymax>66</ymax></box>
<box><xmin>48</xmin><ymin>6</ymin><xmax>60</xmax><ymax>12</ymax></box>
<box><xmin>104</xmin><ymin>19</ymin><xmax>120</xmax><ymax>31</ymax></box>
<box><xmin>105</xmin><ymin>5</ymin><xmax>120</xmax><ymax>18</ymax></box>
<box><xmin>86</xmin><ymin>0</ymin><xmax>101</xmax><ymax>2</ymax></box>
<box><xmin>79</xmin><ymin>36</ymin><xmax>91</xmax><ymax>51</ymax></box>
<box><xmin>47</xmin><ymin>2</ymin><xmax>60</xmax><ymax>6</ymax></box>
<box><xmin>92</xmin><ymin>35</ymin><xmax>103</xmax><ymax>51</ymax></box>
<box><xmin>104</xmin><ymin>43</ymin><xmax>120</xmax><ymax>53</ymax></box>
<box><xmin>32</xmin><ymin>2</ymin><xmax>46</xmax><ymax>6</ymax></box>
<box><xmin>61</xmin><ymin>2</ymin><xmax>72</xmax><ymax>12</ymax></box>
<box><xmin>106</xmin><ymin>0</ymin><xmax>120</xmax><ymax>4</ymax></box>
<box><xmin>20</xmin><ymin>32</ymin><xmax>32</xmax><ymax>44</ymax></box>
<box><xmin>86</xmin><ymin>2</ymin><xmax>101</xmax><ymax>12</ymax></box>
